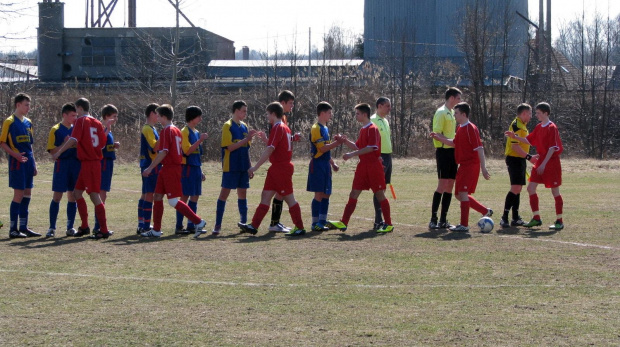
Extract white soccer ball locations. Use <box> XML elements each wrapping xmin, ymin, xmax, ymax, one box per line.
<box><xmin>478</xmin><ymin>217</ymin><xmax>494</xmax><ymax>233</ymax></box>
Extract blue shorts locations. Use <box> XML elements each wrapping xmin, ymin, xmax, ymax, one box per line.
<box><xmin>141</xmin><ymin>165</ymin><xmax>160</xmax><ymax>194</ymax></box>
<box><xmin>52</xmin><ymin>158</ymin><xmax>81</xmax><ymax>192</ymax></box>
<box><xmin>306</xmin><ymin>159</ymin><xmax>332</xmax><ymax>194</ymax></box>
<box><xmin>181</xmin><ymin>165</ymin><xmax>202</xmax><ymax>196</ymax></box>
<box><xmin>221</xmin><ymin>171</ymin><xmax>250</xmax><ymax>190</ymax></box>
<box><xmin>8</xmin><ymin>154</ymin><xmax>35</xmax><ymax>190</ymax></box>
<box><xmin>100</xmin><ymin>158</ymin><xmax>115</xmax><ymax>192</ymax></box>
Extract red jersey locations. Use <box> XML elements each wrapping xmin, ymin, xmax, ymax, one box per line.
<box><xmin>71</xmin><ymin>115</ymin><xmax>106</xmax><ymax>161</ymax></box>
<box><xmin>267</xmin><ymin>121</ymin><xmax>292</xmax><ymax>164</ymax></box>
<box><xmin>454</xmin><ymin>121</ymin><xmax>483</xmax><ymax>165</ymax></box>
<box><xmin>526</xmin><ymin>121</ymin><xmax>563</xmax><ymax>160</ymax></box>
<box><xmin>157</xmin><ymin>124</ymin><xmax>183</xmax><ymax>166</ymax></box>
<box><xmin>355</xmin><ymin>122</ymin><xmax>381</xmax><ymax>162</ymax></box>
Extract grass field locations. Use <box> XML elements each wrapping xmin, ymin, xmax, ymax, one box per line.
<box><xmin>0</xmin><ymin>158</ymin><xmax>619</xmax><ymax>346</ymax></box>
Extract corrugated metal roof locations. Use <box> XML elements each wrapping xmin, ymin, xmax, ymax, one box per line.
<box><xmin>0</xmin><ymin>63</ymin><xmax>38</xmax><ymax>76</ymax></box>
<box><xmin>208</xmin><ymin>59</ymin><xmax>364</xmax><ymax>68</ymax></box>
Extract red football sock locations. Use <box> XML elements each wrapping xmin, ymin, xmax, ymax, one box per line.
<box><xmin>468</xmin><ymin>195</ymin><xmax>488</xmax><ymax>215</ymax></box>
<box><xmin>251</xmin><ymin>203</ymin><xmax>270</xmax><ymax>229</ymax></box>
<box><xmin>460</xmin><ymin>200</ymin><xmax>470</xmax><ymax>227</ymax></box>
<box><xmin>94</xmin><ymin>203</ymin><xmax>108</xmax><ymax>233</ymax></box>
<box><xmin>554</xmin><ymin>195</ymin><xmax>563</xmax><ymax>222</ymax></box>
<box><xmin>288</xmin><ymin>203</ymin><xmax>305</xmax><ymax>229</ymax></box>
<box><xmin>153</xmin><ymin>200</ymin><xmax>164</xmax><ymax>231</ymax></box>
<box><xmin>380</xmin><ymin>199</ymin><xmax>392</xmax><ymax>225</ymax></box>
<box><xmin>341</xmin><ymin>198</ymin><xmax>358</xmax><ymax>225</ymax></box>
<box><xmin>529</xmin><ymin>194</ymin><xmax>540</xmax><ymax>220</ymax></box>
<box><xmin>76</xmin><ymin>197</ymin><xmax>89</xmax><ymax>229</ymax></box>
<box><xmin>175</xmin><ymin>201</ymin><xmax>201</xmax><ymax>225</ymax></box>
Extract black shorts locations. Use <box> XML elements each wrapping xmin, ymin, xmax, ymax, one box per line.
<box><xmin>435</xmin><ymin>148</ymin><xmax>457</xmax><ymax>179</ymax></box>
<box><xmin>381</xmin><ymin>153</ymin><xmax>392</xmax><ymax>185</ymax></box>
<box><xmin>505</xmin><ymin>156</ymin><xmax>527</xmax><ymax>186</ymax></box>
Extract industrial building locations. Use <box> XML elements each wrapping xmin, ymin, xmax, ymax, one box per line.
<box><xmin>37</xmin><ymin>1</ymin><xmax>235</xmax><ymax>82</ymax></box>
<box><xmin>363</xmin><ymin>0</ymin><xmax>529</xmax><ymax>79</ymax></box>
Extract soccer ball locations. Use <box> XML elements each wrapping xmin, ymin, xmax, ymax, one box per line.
<box><xmin>477</xmin><ymin>217</ymin><xmax>494</xmax><ymax>233</ymax></box>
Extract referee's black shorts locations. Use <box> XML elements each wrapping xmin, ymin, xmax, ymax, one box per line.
<box><xmin>435</xmin><ymin>148</ymin><xmax>457</xmax><ymax>180</ymax></box>
<box><xmin>381</xmin><ymin>153</ymin><xmax>392</xmax><ymax>185</ymax></box>
<box><xmin>505</xmin><ymin>155</ymin><xmax>527</xmax><ymax>186</ymax></box>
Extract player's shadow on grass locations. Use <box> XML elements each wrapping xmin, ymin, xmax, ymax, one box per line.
<box><xmin>235</xmin><ymin>231</ymin><xmax>278</xmax><ymax>243</ymax></box>
<box><xmin>495</xmin><ymin>227</ymin><xmax>521</xmax><ymax>235</ymax></box>
<box><xmin>109</xmin><ymin>233</ymin><xmax>194</xmax><ymax>245</ymax></box>
<box><xmin>439</xmin><ymin>232</ymin><xmax>471</xmax><ymax>241</ymax></box>
<box><xmin>336</xmin><ymin>229</ymin><xmax>379</xmax><ymax>241</ymax></box>
<box><xmin>414</xmin><ymin>229</ymin><xmax>450</xmax><ymax>239</ymax></box>
<box><xmin>524</xmin><ymin>229</ymin><xmax>558</xmax><ymax>238</ymax></box>
<box><xmin>5</xmin><ymin>236</ymin><xmax>90</xmax><ymax>249</ymax></box>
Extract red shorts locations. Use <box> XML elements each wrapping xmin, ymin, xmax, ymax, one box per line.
<box><xmin>455</xmin><ymin>162</ymin><xmax>480</xmax><ymax>194</ymax></box>
<box><xmin>530</xmin><ymin>157</ymin><xmax>562</xmax><ymax>188</ymax></box>
<box><xmin>352</xmin><ymin>160</ymin><xmax>386</xmax><ymax>193</ymax></box>
<box><xmin>155</xmin><ymin>165</ymin><xmax>183</xmax><ymax>198</ymax></box>
<box><xmin>263</xmin><ymin>162</ymin><xmax>294</xmax><ymax>196</ymax></box>
<box><xmin>75</xmin><ymin>160</ymin><xmax>101</xmax><ymax>194</ymax></box>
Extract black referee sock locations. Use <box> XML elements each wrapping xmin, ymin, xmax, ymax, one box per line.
<box><xmin>503</xmin><ymin>192</ymin><xmax>517</xmax><ymax>220</ymax></box>
<box><xmin>512</xmin><ymin>193</ymin><xmax>521</xmax><ymax>220</ymax></box>
<box><xmin>431</xmin><ymin>192</ymin><xmax>442</xmax><ymax>220</ymax></box>
<box><xmin>373</xmin><ymin>195</ymin><xmax>383</xmax><ymax>224</ymax></box>
<box><xmin>270</xmin><ymin>199</ymin><xmax>283</xmax><ymax>226</ymax></box>
<box><xmin>440</xmin><ymin>192</ymin><xmax>452</xmax><ymax>223</ymax></box>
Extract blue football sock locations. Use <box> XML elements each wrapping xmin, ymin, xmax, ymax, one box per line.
<box><xmin>138</xmin><ymin>199</ymin><xmax>145</xmax><ymax>228</ymax></box>
<box><xmin>49</xmin><ymin>200</ymin><xmax>60</xmax><ymax>230</ymax></box>
<box><xmin>10</xmin><ymin>201</ymin><xmax>19</xmax><ymax>230</ymax></box>
<box><xmin>238</xmin><ymin>199</ymin><xmax>248</xmax><ymax>224</ymax></box>
<box><xmin>142</xmin><ymin>201</ymin><xmax>153</xmax><ymax>229</ymax></box>
<box><xmin>176</xmin><ymin>209</ymin><xmax>184</xmax><ymax>229</ymax></box>
<box><xmin>187</xmin><ymin>200</ymin><xmax>198</xmax><ymax>229</ymax></box>
<box><xmin>19</xmin><ymin>196</ymin><xmax>31</xmax><ymax>230</ymax></box>
<box><xmin>311</xmin><ymin>199</ymin><xmax>321</xmax><ymax>224</ymax></box>
<box><xmin>319</xmin><ymin>198</ymin><xmax>330</xmax><ymax>225</ymax></box>
<box><xmin>94</xmin><ymin>215</ymin><xmax>100</xmax><ymax>231</ymax></box>
<box><xmin>215</xmin><ymin>199</ymin><xmax>226</xmax><ymax>227</ymax></box>
<box><xmin>67</xmin><ymin>201</ymin><xmax>77</xmax><ymax>229</ymax></box>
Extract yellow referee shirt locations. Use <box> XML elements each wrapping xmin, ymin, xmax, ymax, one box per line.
<box><xmin>505</xmin><ymin>117</ymin><xmax>530</xmax><ymax>157</ymax></box>
<box><xmin>370</xmin><ymin>114</ymin><xmax>392</xmax><ymax>154</ymax></box>
<box><xmin>432</xmin><ymin>105</ymin><xmax>456</xmax><ymax>148</ymax></box>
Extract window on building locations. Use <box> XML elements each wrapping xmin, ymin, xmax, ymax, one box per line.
<box><xmin>82</xmin><ymin>37</ymin><xmax>116</xmax><ymax>66</ymax></box>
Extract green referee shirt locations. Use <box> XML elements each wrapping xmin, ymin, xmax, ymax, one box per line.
<box><xmin>370</xmin><ymin>114</ymin><xmax>392</xmax><ymax>154</ymax></box>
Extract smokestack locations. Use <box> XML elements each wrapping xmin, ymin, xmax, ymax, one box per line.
<box><xmin>38</xmin><ymin>1</ymin><xmax>64</xmax><ymax>81</ymax></box>
<box><xmin>128</xmin><ymin>0</ymin><xmax>136</xmax><ymax>27</ymax></box>
<box><xmin>242</xmin><ymin>46</ymin><xmax>249</xmax><ymax>60</ymax></box>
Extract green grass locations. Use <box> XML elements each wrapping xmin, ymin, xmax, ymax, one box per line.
<box><xmin>0</xmin><ymin>159</ymin><xmax>619</xmax><ymax>346</ymax></box>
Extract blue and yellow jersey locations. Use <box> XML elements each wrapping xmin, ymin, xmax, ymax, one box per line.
<box><xmin>309</xmin><ymin>123</ymin><xmax>331</xmax><ymax>161</ymax></box>
<box><xmin>505</xmin><ymin>117</ymin><xmax>530</xmax><ymax>157</ymax></box>
<box><xmin>140</xmin><ymin>124</ymin><xmax>159</xmax><ymax>168</ymax></box>
<box><xmin>102</xmin><ymin>132</ymin><xmax>116</xmax><ymax>160</ymax></box>
<box><xmin>0</xmin><ymin>114</ymin><xmax>34</xmax><ymax>154</ymax></box>
<box><xmin>221</xmin><ymin>119</ymin><xmax>250</xmax><ymax>172</ymax></box>
<box><xmin>47</xmin><ymin>122</ymin><xmax>77</xmax><ymax>160</ymax></box>
<box><xmin>181</xmin><ymin>126</ymin><xmax>202</xmax><ymax>166</ymax></box>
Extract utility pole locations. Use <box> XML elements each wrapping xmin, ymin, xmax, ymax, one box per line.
<box><xmin>171</xmin><ymin>0</ymin><xmax>180</xmax><ymax>109</ymax></box>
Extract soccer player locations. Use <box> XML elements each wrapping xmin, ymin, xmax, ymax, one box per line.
<box><xmin>212</xmin><ymin>100</ymin><xmax>260</xmax><ymax>236</ymax></box>
<box><xmin>307</xmin><ymin>101</ymin><xmax>343</xmax><ymax>231</ymax></box>
<box><xmin>52</xmin><ymin>97</ymin><xmax>113</xmax><ymax>239</ymax></box>
<box><xmin>505</xmin><ymin>102</ymin><xmax>564</xmax><ymax>230</ymax></box>
<box><xmin>140</xmin><ymin>104</ymin><xmax>207</xmax><ymax>238</ymax></box>
<box><xmin>429</xmin><ymin>87</ymin><xmax>462</xmax><ymax>229</ymax></box>
<box><xmin>370</xmin><ymin>96</ymin><xmax>393</xmax><ymax>230</ymax></box>
<box><xmin>137</xmin><ymin>103</ymin><xmax>160</xmax><ymax>234</ymax></box>
<box><xmin>267</xmin><ymin>90</ymin><xmax>301</xmax><ymax>232</ymax></box>
<box><xmin>430</xmin><ymin>102</ymin><xmax>492</xmax><ymax>233</ymax></box>
<box><xmin>176</xmin><ymin>106</ymin><xmax>208</xmax><ymax>236</ymax></box>
<box><xmin>1</xmin><ymin>93</ymin><xmax>40</xmax><ymax>238</ymax></box>
<box><xmin>94</xmin><ymin>104</ymin><xmax>120</xmax><ymax>234</ymax></box>
<box><xmin>239</xmin><ymin>102</ymin><xmax>306</xmax><ymax>236</ymax></box>
<box><xmin>500</xmin><ymin>103</ymin><xmax>534</xmax><ymax>228</ymax></box>
<box><xmin>46</xmin><ymin>103</ymin><xmax>80</xmax><ymax>237</ymax></box>
<box><xmin>328</xmin><ymin>103</ymin><xmax>394</xmax><ymax>234</ymax></box>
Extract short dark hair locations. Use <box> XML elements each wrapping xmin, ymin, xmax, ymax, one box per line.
<box><xmin>376</xmin><ymin>96</ymin><xmax>390</xmax><ymax>108</ymax></box>
<box><xmin>101</xmin><ymin>104</ymin><xmax>118</xmax><ymax>119</ymax></box>
<box><xmin>355</xmin><ymin>103</ymin><xmax>371</xmax><ymax>118</ymax></box>
<box><xmin>145</xmin><ymin>103</ymin><xmax>160</xmax><ymax>117</ymax></box>
<box><xmin>517</xmin><ymin>103</ymin><xmax>532</xmax><ymax>115</ymax></box>
<box><xmin>61</xmin><ymin>103</ymin><xmax>76</xmax><ymax>115</ymax></box>
<box><xmin>316</xmin><ymin>101</ymin><xmax>333</xmax><ymax>116</ymax></box>
<box><xmin>156</xmin><ymin>104</ymin><xmax>174</xmax><ymax>120</ymax></box>
<box><xmin>14</xmin><ymin>93</ymin><xmax>31</xmax><ymax>107</ymax></box>
<box><xmin>445</xmin><ymin>87</ymin><xmax>462</xmax><ymax>100</ymax></box>
<box><xmin>75</xmin><ymin>98</ymin><xmax>90</xmax><ymax>112</ymax></box>
<box><xmin>535</xmin><ymin>102</ymin><xmax>551</xmax><ymax>115</ymax></box>
<box><xmin>278</xmin><ymin>90</ymin><xmax>295</xmax><ymax>103</ymax></box>
<box><xmin>266</xmin><ymin>101</ymin><xmax>284</xmax><ymax>118</ymax></box>
<box><xmin>185</xmin><ymin>106</ymin><xmax>203</xmax><ymax>122</ymax></box>
<box><xmin>232</xmin><ymin>100</ymin><xmax>247</xmax><ymax>113</ymax></box>
<box><xmin>454</xmin><ymin>102</ymin><xmax>470</xmax><ymax>117</ymax></box>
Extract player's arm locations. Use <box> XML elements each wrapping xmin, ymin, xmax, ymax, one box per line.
<box><xmin>51</xmin><ymin>137</ymin><xmax>77</xmax><ymax>160</ymax></box>
<box><xmin>142</xmin><ymin>150</ymin><xmax>168</xmax><ymax>177</ymax></box>
<box><xmin>536</xmin><ymin>146</ymin><xmax>557</xmax><ymax>175</ymax></box>
<box><xmin>429</xmin><ymin>132</ymin><xmax>454</xmax><ymax>147</ymax></box>
<box><xmin>330</xmin><ymin>158</ymin><xmax>340</xmax><ymax>172</ymax></box>
<box><xmin>343</xmin><ymin>146</ymin><xmax>376</xmax><ymax>161</ymax></box>
<box><xmin>248</xmin><ymin>146</ymin><xmax>274</xmax><ymax>178</ymax></box>
<box><xmin>340</xmin><ymin>136</ymin><xmax>358</xmax><ymax>150</ymax></box>
<box><xmin>227</xmin><ymin>130</ymin><xmax>257</xmax><ymax>152</ymax></box>
<box><xmin>0</xmin><ymin>121</ymin><xmax>28</xmax><ymax>162</ymax></box>
<box><xmin>185</xmin><ymin>132</ymin><xmax>208</xmax><ymax>156</ymax></box>
<box><xmin>505</xmin><ymin>131</ymin><xmax>531</xmax><ymax>146</ymax></box>
<box><xmin>475</xmin><ymin>147</ymin><xmax>491</xmax><ymax>180</ymax></box>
